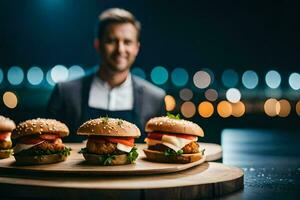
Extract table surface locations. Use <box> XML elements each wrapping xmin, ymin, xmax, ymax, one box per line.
<box><xmin>2</xmin><ymin>129</ymin><xmax>299</xmax><ymax>199</ymax></box>
<box><xmin>0</xmin><ymin>142</ymin><xmax>234</xmax><ymax>199</ymax></box>
<box><xmin>220</xmin><ymin>128</ymin><xmax>300</xmax><ymax>200</ymax></box>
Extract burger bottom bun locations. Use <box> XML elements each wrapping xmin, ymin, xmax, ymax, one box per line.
<box><xmin>14</xmin><ymin>154</ymin><xmax>68</xmax><ymax>165</ymax></box>
<box><xmin>143</xmin><ymin>149</ymin><xmax>203</xmax><ymax>164</ymax></box>
<box><xmin>0</xmin><ymin>149</ymin><xmax>12</xmax><ymax>159</ymax></box>
<box><xmin>83</xmin><ymin>153</ymin><xmax>131</xmax><ymax>165</ymax></box>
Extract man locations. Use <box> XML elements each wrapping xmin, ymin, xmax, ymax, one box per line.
<box><xmin>47</xmin><ymin>8</ymin><xmax>165</xmax><ymax>142</ymax></box>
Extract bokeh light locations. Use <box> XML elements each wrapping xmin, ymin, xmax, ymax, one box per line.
<box><xmin>0</xmin><ymin>68</ymin><xmax>3</xmax><ymax>84</ymax></box>
<box><xmin>51</xmin><ymin>65</ymin><xmax>69</xmax><ymax>83</ymax></box>
<box><xmin>226</xmin><ymin>88</ymin><xmax>241</xmax><ymax>103</ymax></box>
<box><xmin>264</xmin><ymin>98</ymin><xmax>280</xmax><ymax>117</ymax></box>
<box><xmin>164</xmin><ymin>95</ymin><xmax>176</xmax><ymax>111</ymax></box>
<box><xmin>150</xmin><ymin>66</ymin><xmax>168</xmax><ymax>85</ymax></box>
<box><xmin>3</xmin><ymin>91</ymin><xmax>18</xmax><ymax>109</ymax></box>
<box><xmin>181</xmin><ymin>101</ymin><xmax>196</xmax><ymax>118</ymax></box>
<box><xmin>27</xmin><ymin>66</ymin><xmax>44</xmax><ymax>85</ymax></box>
<box><xmin>193</xmin><ymin>71</ymin><xmax>211</xmax><ymax>89</ymax></box>
<box><xmin>231</xmin><ymin>101</ymin><xmax>246</xmax><ymax>117</ymax></box>
<box><xmin>205</xmin><ymin>89</ymin><xmax>218</xmax><ymax>101</ymax></box>
<box><xmin>131</xmin><ymin>67</ymin><xmax>146</xmax><ymax>79</ymax></box>
<box><xmin>288</xmin><ymin>73</ymin><xmax>300</xmax><ymax>90</ymax></box>
<box><xmin>7</xmin><ymin>66</ymin><xmax>24</xmax><ymax>85</ymax></box>
<box><xmin>217</xmin><ymin>101</ymin><xmax>232</xmax><ymax>118</ymax></box>
<box><xmin>296</xmin><ymin>101</ymin><xmax>300</xmax><ymax>117</ymax></box>
<box><xmin>221</xmin><ymin>69</ymin><xmax>238</xmax><ymax>88</ymax></box>
<box><xmin>171</xmin><ymin>68</ymin><xmax>189</xmax><ymax>87</ymax></box>
<box><xmin>46</xmin><ymin>70</ymin><xmax>55</xmax><ymax>86</ymax></box>
<box><xmin>179</xmin><ymin>88</ymin><xmax>193</xmax><ymax>101</ymax></box>
<box><xmin>202</xmin><ymin>68</ymin><xmax>215</xmax><ymax>84</ymax></box>
<box><xmin>242</xmin><ymin>70</ymin><xmax>259</xmax><ymax>89</ymax></box>
<box><xmin>277</xmin><ymin>99</ymin><xmax>291</xmax><ymax>117</ymax></box>
<box><xmin>198</xmin><ymin>101</ymin><xmax>214</xmax><ymax>118</ymax></box>
<box><xmin>68</xmin><ymin>65</ymin><xmax>85</xmax><ymax>81</ymax></box>
<box><xmin>265</xmin><ymin>70</ymin><xmax>281</xmax><ymax>89</ymax></box>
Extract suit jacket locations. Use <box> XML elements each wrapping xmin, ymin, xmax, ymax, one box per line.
<box><xmin>47</xmin><ymin>74</ymin><xmax>166</xmax><ymax>142</ymax></box>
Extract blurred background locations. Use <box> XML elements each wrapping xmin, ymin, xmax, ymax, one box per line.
<box><xmin>0</xmin><ymin>0</ymin><xmax>299</xmax><ymax>143</ymax></box>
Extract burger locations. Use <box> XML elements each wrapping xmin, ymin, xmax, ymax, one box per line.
<box><xmin>0</xmin><ymin>115</ymin><xmax>16</xmax><ymax>159</ymax></box>
<box><xmin>143</xmin><ymin>115</ymin><xmax>204</xmax><ymax>163</ymax></box>
<box><xmin>12</xmin><ymin>118</ymin><xmax>71</xmax><ymax>165</ymax></box>
<box><xmin>77</xmin><ymin>117</ymin><xmax>140</xmax><ymax>165</ymax></box>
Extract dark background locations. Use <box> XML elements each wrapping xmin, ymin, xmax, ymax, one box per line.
<box><xmin>0</xmin><ymin>0</ymin><xmax>299</xmax><ymax>143</ymax></box>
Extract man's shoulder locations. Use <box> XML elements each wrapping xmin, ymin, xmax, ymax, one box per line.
<box><xmin>57</xmin><ymin>74</ymin><xmax>93</xmax><ymax>90</ymax></box>
<box><xmin>132</xmin><ymin>75</ymin><xmax>165</xmax><ymax>98</ymax></box>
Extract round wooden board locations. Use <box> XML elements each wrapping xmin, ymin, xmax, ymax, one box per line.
<box><xmin>0</xmin><ymin>162</ymin><xmax>243</xmax><ymax>199</ymax></box>
<box><xmin>0</xmin><ymin>143</ymin><xmax>221</xmax><ymax>175</ymax></box>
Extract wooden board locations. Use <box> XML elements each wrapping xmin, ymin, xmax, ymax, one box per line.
<box><xmin>0</xmin><ymin>162</ymin><xmax>243</xmax><ymax>199</ymax></box>
<box><xmin>0</xmin><ymin>142</ymin><xmax>221</xmax><ymax>175</ymax></box>
<box><xmin>199</xmin><ymin>142</ymin><xmax>222</xmax><ymax>161</ymax></box>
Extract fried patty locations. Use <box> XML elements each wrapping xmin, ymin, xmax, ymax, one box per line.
<box><xmin>148</xmin><ymin>141</ymin><xmax>199</xmax><ymax>154</ymax></box>
<box><xmin>31</xmin><ymin>138</ymin><xmax>65</xmax><ymax>151</ymax></box>
<box><xmin>86</xmin><ymin>140</ymin><xmax>125</xmax><ymax>155</ymax></box>
<box><xmin>0</xmin><ymin>140</ymin><xmax>12</xmax><ymax>149</ymax></box>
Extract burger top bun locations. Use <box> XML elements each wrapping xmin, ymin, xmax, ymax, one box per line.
<box><xmin>0</xmin><ymin>115</ymin><xmax>16</xmax><ymax>132</ymax></box>
<box><xmin>12</xmin><ymin>118</ymin><xmax>69</xmax><ymax>139</ymax></box>
<box><xmin>145</xmin><ymin>116</ymin><xmax>204</xmax><ymax>137</ymax></box>
<box><xmin>77</xmin><ymin>118</ymin><xmax>141</xmax><ymax>138</ymax></box>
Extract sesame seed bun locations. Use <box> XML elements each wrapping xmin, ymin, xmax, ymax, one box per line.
<box><xmin>12</xmin><ymin>118</ymin><xmax>69</xmax><ymax>139</ymax></box>
<box><xmin>143</xmin><ymin>149</ymin><xmax>203</xmax><ymax>164</ymax></box>
<box><xmin>82</xmin><ymin>153</ymin><xmax>131</xmax><ymax>165</ymax></box>
<box><xmin>14</xmin><ymin>154</ymin><xmax>68</xmax><ymax>165</ymax></box>
<box><xmin>77</xmin><ymin>118</ymin><xmax>141</xmax><ymax>138</ymax></box>
<box><xmin>0</xmin><ymin>149</ymin><xmax>13</xmax><ymax>159</ymax></box>
<box><xmin>0</xmin><ymin>115</ymin><xmax>16</xmax><ymax>132</ymax></box>
<box><xmin>145</xmin><ymin>116</ymin><xmax>204</xmax><ymax>137</ymax></box>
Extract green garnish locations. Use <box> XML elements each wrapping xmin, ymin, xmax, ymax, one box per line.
<box><xmin>167</xmin><ymin>112</ymin><xmax>181</xmax><ymax>120</ymax></box>
<box><xmin>103</xmin><ymin>154</ymin><xmax>116</xmax><ymax>165</ymax></box>
<box><xmin>164</xmin><ymin>149</ymin><xmax>183</xmax><ymax>156</ymax></box>
<box><xmin>101</xmin><ymin>115</ymin><xmax>109</xmax><ymax>124</ymax></box>
<box><xmin>79</xmin><ymin>147</ymin><xmax>139</xmax><ymax>165</ymax></box>
<box><xmin>127</xmin><ymin>147</ymin><xmax>139</xmax><ymax>163</ymax></box>
<box><xmin>117</xmin><ymin>120</ymin><xmax>123</xmax><ymax>126</ymax></box>
<box><xmin>201</xmin><ymin>149</ymin><xmax>205</xmax><ymax>156</ymax></box>
<box><xmin>16</xmin><ymin>147</ymin><xmax>71</xmax><ymax>157</ymax></box>
<box><xmin>78</xmin><ymin>147</ymin><xmax>88</xmax><ymax>154</ymax></box>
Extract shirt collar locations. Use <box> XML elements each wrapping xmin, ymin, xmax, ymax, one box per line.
<box><xmin>94</xmin><ymin>73</ymin><xmax>132</xmax><ymax>90</ymax></box>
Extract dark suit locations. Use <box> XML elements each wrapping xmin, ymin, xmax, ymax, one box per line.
<box><xmin>47</xmin><ymin>74</ymin><xmax>166</xmax><ymax>142</ymax></box>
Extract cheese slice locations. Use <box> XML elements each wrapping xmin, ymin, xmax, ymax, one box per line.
<box><xmin>162</xmin><ymin>135</ymin><xmax>196</xmax><ymax>152</ymax></box>
<box><xmin>13</xmin><ymin>141</ymin><xmax>45</xmax><ymax>154</ymax></box>
<box><xmin>144</xmin><ymin>138</ymin><xmax>161</xmax><ymax>146</ymax></box>
<box><xmin>3</xmin><ymin>136</ymin><xmax>11</xmax><ymax>142</ymax></box>
<box><xmin>117</xmin><ymin>143</ymin><xmax>133</xmax><ymax>153</ymax></box>
<box><xmin>145</xmin><ymin>135</ymin><xmax>198</xmax><ymax>152</ymax></box>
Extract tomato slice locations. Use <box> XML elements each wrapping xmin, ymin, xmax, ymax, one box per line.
<box><xmin>19</xmin><ymin>137</ymin><xmax>44</xmax><ymax>145</ymax></box>
<box><xmin>89</xmin><ymin>136</ymin><xmax>106</xmax><ymax>143</ymax></box>
<box><xmin>38</xmin><ymin>134</ymin><xmax>59</xmax><ymax>141</ymax></box>
<box><xmin>148</xmin><ymin>132</ymin><xmax>197</xmax><ymax>141</ymax></box>
<box><xmin>0</xmin><ymin>132</ymin><xmax>11</xmax><ymax>141</ymax></box>
<box><xmin>147</xmin><ymin>133</ymin><xmax>163</xmax><ymax>140</ymax></box>
<box><xmin>88</xmin><ymin>136</ymin><xmax>134</xmax><ymax>147</ymax></box>
<box><xmin>19</xmin><ymin>134</ymin><xmax>60</xmax><ymax>144</ymax></box>
<box><xmin>106</xmin><ymin>137</ymin><xmax>134</xmax><ymax>147</ymax></box>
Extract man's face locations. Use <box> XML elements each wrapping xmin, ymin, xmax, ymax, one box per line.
<box><xmin>98</xmin><ymin>23</ymin><xmax>140</xmax><ymax>72</ymax></box>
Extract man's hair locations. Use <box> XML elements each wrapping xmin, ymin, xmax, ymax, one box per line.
<box><xmin>96</xmin><ymin>8</ymin><xmax>141</xmax><ymax>40</ymax></box>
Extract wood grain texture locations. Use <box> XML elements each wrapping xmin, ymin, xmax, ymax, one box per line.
<box><xmin>0</xmin><ymin>162</ymin><xmax>243</xmax><ymax>199</ymax></box>
<box><xmin>0</xmin><ymin>143</ymin><xmax>222</xmax><ymax>175</ymax></box>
